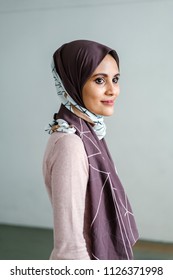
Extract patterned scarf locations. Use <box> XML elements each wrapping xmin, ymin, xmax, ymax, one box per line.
<box><xmin>45</xmin><ymin>60</ymin><xmax>106</xmax><ymax>140</ymax></box>
<box><xmin>47</xmin><ymin>40</ymin><xmax>139</xmax><ymax>259</ymax></box>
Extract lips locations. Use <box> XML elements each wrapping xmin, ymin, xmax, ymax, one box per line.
<box><xmin>101</xmin><ymin>100</ymin><xmax>114</xmax><ymax>105</ymax></box>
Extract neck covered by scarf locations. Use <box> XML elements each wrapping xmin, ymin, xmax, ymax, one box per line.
<box><xmin>46</xmin><ymin>40</ymin><xmax>139</xmax><ymax>259</ymax></box>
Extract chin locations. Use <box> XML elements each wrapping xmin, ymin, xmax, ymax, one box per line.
<box><xmin>90</xmin><ymin>108</ymin><xmax>114</xmax><ymax>116</ymax></box>
<box><xmin>101</xmin><ymin>109</ymin><xmax>114</xmax><ymax>117</ymax></box>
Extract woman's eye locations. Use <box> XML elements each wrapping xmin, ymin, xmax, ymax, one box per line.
<box><xmin>113</xmin><ymin>77</ymin><xmax>119</xmax><ymax>83</ymax></box>
<box><xmin>94</xmin><ymin>77</ymin><xmax>104</xmax><ymax>84</ymax></box>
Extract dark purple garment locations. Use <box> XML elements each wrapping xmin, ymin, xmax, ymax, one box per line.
<box><xmin>56</xmin><ymin>104</ymin><xmax>138</xmax><ymax>259</ymax></box>
<box><xmin>53</xmin><ymin>40</ymin><xmax>139</xmax><ymax>259</ymax></box>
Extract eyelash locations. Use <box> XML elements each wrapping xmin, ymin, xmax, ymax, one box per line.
<box><xmin>94</xmin><ymin>77</ymin><xmax>119</xmax><ymax>84</ymax></box>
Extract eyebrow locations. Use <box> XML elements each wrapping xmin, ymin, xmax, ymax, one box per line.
<box><xmin>91</xmin><ymin>73</ymin><xmax>120</xmax><ymax>78</ymax></box>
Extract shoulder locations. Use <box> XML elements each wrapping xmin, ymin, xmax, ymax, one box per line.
<box><xmin>44</xmin><ymin>132</ymin><xmax>87</xmax><ymax>165</ymax></box>
<box><xmin>52</xmin><ymin>132</ymin><xmax>85</xmax><ymax>152</ymax></box>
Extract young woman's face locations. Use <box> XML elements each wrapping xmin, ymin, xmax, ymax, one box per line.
<box><xmin>82</xmin><ymin>54</ymin><xmax>120</xmax><ymax>116</ymax></box>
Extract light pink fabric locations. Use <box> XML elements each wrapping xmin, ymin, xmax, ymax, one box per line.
<box><xmin>43</xmin><ymin>132</ymin><xmax>91</xmax><ymax>259</ymax></box>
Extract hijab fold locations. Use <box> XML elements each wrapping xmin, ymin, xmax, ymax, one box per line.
<box><xmin>45</xmin><ymin>60</ymin><xmax>106</xmax><ymax>140</ymax></box>
<box><xmin>48</xmin><ymin>40</ymin><xmax>139</xmax><ymax>259</ymax></box>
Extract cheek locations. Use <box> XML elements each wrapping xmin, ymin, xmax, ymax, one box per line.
<box><xmin>82</xmin><ymin>90</ymin><xmax>97</xmax><ymax>112</ymax></box>
<box><xmin>82</xmin><ymin>84</ymin><xmax>93</xmax><ymax>102</ymax></box>
<box><xmin>83</xmin><ymin>90</ymin><xmax>99</xmax><ymax>107</ymax></box>
<box><xmin>83</xmin><ymin>93</ymin><xmax>93</xmax><ymax>109</ymax></box>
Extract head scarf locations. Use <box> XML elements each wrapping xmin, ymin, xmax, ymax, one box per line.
<box><xmin>47</xmin><ymin>39</ymin><xmax>139</xmax><ymax>259</ymax></box>
<box><xmin>45</xmin><ymin>60</ymin><xmax>106</xmax><ymax>139</ymax></box>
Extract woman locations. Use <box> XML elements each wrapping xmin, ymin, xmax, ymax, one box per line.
<box><xmin>43</xmin><ymin>39</ymin><xmax>139</xmax><ymax>260</ymax></box>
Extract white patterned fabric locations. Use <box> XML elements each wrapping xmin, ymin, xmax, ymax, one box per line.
<box><xmin>45</xmin><ymin>60</ymin><xmax>106</xmax><ymax>140</ymax></box>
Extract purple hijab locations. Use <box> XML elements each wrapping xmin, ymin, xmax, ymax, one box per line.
<box><xmin>53</xmin><ymin>40</ymin><xmax>139</xmax><ymax>259</ymax></box>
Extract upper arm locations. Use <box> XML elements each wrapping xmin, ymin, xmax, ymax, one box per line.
<box><xmin>49</xmin><ymin>133</ymin><xmax>90</xmax><ymax>259</ymax></box>
<box><xmin>51</xmin><ymin>133</ymin><xmax>88</xmax><ymax>191</ymax></box>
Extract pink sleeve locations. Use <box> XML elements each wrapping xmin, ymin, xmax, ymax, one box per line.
<box><xmin>43</xmin><ymin>133</ymin><xmax>90</xmax><ymax>259</ymax></box>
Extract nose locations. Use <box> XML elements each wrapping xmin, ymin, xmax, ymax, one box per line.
<box><xmin>105</xmin><ymin>81</ymin><xmax>120</xmax><ymax>97</ymax></box>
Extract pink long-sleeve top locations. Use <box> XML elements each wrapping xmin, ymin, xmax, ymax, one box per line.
<box><xmin>43</xmin><ymin>132</ymin><xmax>92</xmax><ymax>259</ymax></box>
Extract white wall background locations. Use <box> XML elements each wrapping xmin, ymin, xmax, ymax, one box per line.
<box><xmin>0</xmin><ymin>0</ymin><xmax>172</xmax><ymax>242</ymax></box>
